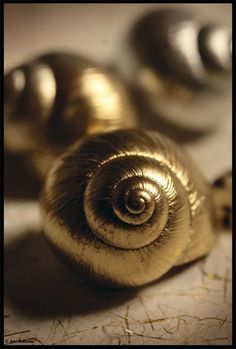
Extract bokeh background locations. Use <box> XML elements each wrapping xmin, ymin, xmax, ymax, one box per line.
<box><xmin>4</xmin><ymin>4</ymin><xmax>232</xmax><ymax>346</ymax></box>
<box><xmin>4</xmin><ymin>3</ymin><xmax>232</xmax><ymax>70</ymax></box>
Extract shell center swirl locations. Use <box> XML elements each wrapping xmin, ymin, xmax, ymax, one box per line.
<box><xmin>112</xmin><ymin>177</ymin><xmax>156</xmax><ymax>226</ymax></box>
<box><xmin>125</xmin><ymin>189</ymin><xmax>150</xmax><ymax>214</ymax></box>
<box><xmin>84</xmin><ymin>155</ymin><xmax>172</xmax><ymax>249</ymax></box>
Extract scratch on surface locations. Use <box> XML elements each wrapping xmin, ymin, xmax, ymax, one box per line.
<box><xmin>203</xmin><ymin>337</ymin><xmax>229</xmax><ymax>342</ymax></box>
<box><xmin>177</xmin><ymin>290</ymin><xmax>202</xmax><ymax>299</ymax></box>
<box><xmin>57</xmin><ymin>318</ymin><xmax>69</xmax><ymax>337</ymax></box>
<box><xmin>199</xmin><ymin>261</ymin><xmax>231</xmax><ymax>304</ymax></box>
<box><xmin>101</xmin><ymin>324</ymin><xmax>107</xmax><ymax>335</ymax></box>
<box><xmin>43</xmin><ymin>318</ymin><xmax>56</xmax><ymax>343</ymax></box>
<box><xmin>143</xmin><ymin>314</ymin><xmax>227</xmax><ymax>325</ymax></box>
<box><xmin>152</xmin><ymin>284</ymin><xmax>220</xmax><ymax>298</ymax></box>
<box><xmin>50</xmin><ymin>317</ymin><xmax>66</xmax><ymax>339</ymax></box>
<box><xmin>220</xmin><ymin>316</ymin><xmax>228</xmax><ymax>326</ymax></box>
<box><xmin>139</xmin><ymin>296</ymin><xmax>154</xmax><ymax>331</ymax></box>
<box><xmin>143</xmin><ymin>315</ymin><xmax>186</xmax><ymax>324</ymax></box>
<box><xmin>124</xmin><ymin>305</ymin><xmax>131</xmax><ymax>344</ymax></box>
<box><xmin>184</xmin><ymin>335</ymin><xmax>229</xmax><ymax>344</ymax></box>
<box><xmin>4</xmin><ymin>330</ymin><xmax>30</xmax><ymax>337</ymax></box>
<box><xmin>27</xmin><ymin>337</ymin><xmax>44</xmax><ymax>345</ymax></box>
<box><xmin>198</xmin><ymin>316</ymin><xmax>228</xmax><ymax>323</ymax></box>
<box><xmin>122</xmin><ymin>329</ymin><xmax>176</xmax><ymax>342</ymax></box>
<box><xmin>198</xmin><ymin>285</ymin><xmax>220</xmax><ymax>293</ymax></box>
<box><xmin>176</xmin><ymin>290</ymin><xmax>220</xmax><ymax>305</ymax></box>
<box><xmin>156</xmin><ymin>303</ymin><xmax>182</xmax><ymax>335</ymax></box>
<box><xmin>176</xmin><ymin>290</ymin><xmax>219</xmax><ymax>304</ymax></box>
<box><xmin>163</xmin><ymin>325</ymin><xmax>176</xmax><ymax>335</ymax></box>
<box><xmin>177</xmin><ymin>317</ymin><xmax>187</xmax><ymax>331</ymax></box>
<box><xmin>63</xmin><ymin>326</ymin><xmax>99</xmax><ymax>337</ymax></box>
<box><xmin>204</xmin><ymin>272</ymin><xmax>224</xmax><ymax>281</ymax></box>
<box><xmin>157</xmin><ymin>303</ymin><xmax>186</xmax><ymax>314</ymax></box>
<box><xmin>200</xmin><ymin>261</ymin><xmax>231</xmax><ymax>282</ymax></box>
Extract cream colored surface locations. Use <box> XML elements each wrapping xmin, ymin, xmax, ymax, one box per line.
<box><xmin>4</xmin><ymin>4</ymin><xmax>232</xmax><ymax>345</ymax></box>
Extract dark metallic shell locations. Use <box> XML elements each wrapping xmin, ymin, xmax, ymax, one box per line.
<box><xmin>40</xmin><ymin>128</ymin><xmax>216</xmax><ymax>287</ymax></box>
<box><xmin>4</xmin><ymin>52</ymin><xmax>137</xmax><ymax>178</ymax></box>
<box><xmin>131</xmin><ymin>8</ymin><xmax>231</xmax><ymax>89</ymax></box>
<box><xmin>119</xmin><ymin>8</ymin><xmax>231</xmax><ymax>133</ymax></box>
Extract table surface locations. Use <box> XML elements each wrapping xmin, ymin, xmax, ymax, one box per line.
<box><xmin>4</xmin><ymin>4</ymin><xmax>232</xmax><ymax>345</ymax></box>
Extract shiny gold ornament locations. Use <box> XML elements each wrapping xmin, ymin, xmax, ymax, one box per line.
<box><xmin>40</xmin><ymin>128</ymin><xmax>217</xmax><ymax>288</ymax></box>
<box><xmin>4</xmin><ymin>51</ymin><xmax>136</xmax><ymax>179</ymax></box>
<box><xmin>118</xmin><ymin>8</ymin><xmax>232</xmax><ymax>133</ymax></box>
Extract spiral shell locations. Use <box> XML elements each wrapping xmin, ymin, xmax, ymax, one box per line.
<box><xmin>4</xmin><ymin>51</ymin><xmax>136</xmax><ymax>178</ymax></box>
<box><xmin>131</xmin><ymin>9</ymin><xmax>231</xmax><ymax>87</ymax></box>
<box><xmin>118</xmin><ymin>8</ymin><xmax>232</xmax><ymax>133</ymax></box>
<box><xmin>40</xmin><ymin>129</ymin><xmax>216</xmax><ymax>287</ymax></box>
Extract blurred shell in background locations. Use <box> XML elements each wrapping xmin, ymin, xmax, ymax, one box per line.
<box><xmin>118</xmin><ymin>8</ymin><xmax>232</xmax><ymax>136</ymax></box>
<box><xmin>4</xmin><ymin>51</ymin><xmax>137</xmax><ymax>180</ymax></box>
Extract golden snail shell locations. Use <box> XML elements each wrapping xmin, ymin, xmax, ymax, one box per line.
<box><xmin>4</xmin><ymin>51</ymin><xmax>136</xmax><ymax>179</ymax></box>
<box><xmin>40</xmin><ymin>128</ymin><xmax>216</xmax><ymax>288</ymax></box>
<box><xmin>118</xmin><ymin>8</ymin><xmax>232</xmax><ymax>133</ymax></box>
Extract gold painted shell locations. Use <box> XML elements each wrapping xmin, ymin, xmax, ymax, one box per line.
<box><xmin>40</xmin><ymin>128</ymin><xmax>216</xmax><ymax>288</ymax></box>
<box><xmin>4</xmin><ymin>51</ymin><xmax>136</xmax><ymax>179</ymax></box>
<box><xmin>119</xmin><ymin>8</ymin><xmax>232</xmax><ymax>133</ymax></box>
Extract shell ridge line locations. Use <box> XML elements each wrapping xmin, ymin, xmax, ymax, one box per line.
<box><xmin>86</xmin><ymin>151</ymin><xmax>168</xmax><ymax>181</ymax></box>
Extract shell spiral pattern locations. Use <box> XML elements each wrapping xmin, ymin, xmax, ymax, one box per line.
<box><xmin>4</xmin><ymin>52</ymin><xmax>136</xmax><ymax>179</ymax></box>
<box><xmin>118</xmin><ymin>8</ymin><xmax>232</xmax><ymax>133</ymax></box>
<box><xmin>131</xmin><ymin>8</ymin><xmax>232</xmax><ymax>89</ymax></box>
<box><xmin>41</xmin><ymin>129</ymin><xmax>216</xmax><ymax>287</ymax></box>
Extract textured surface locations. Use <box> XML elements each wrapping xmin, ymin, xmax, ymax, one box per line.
<box><xmin>4</xmin><ymin>201</ymin><xmax>232</xmax><ymax>345</ymax></box>
<box><xmin>40</xmin><ymin>129</ymin><xmax>216</xmax><ymax>287</ymax></box>
<box><xmin>4</xmin><ymin>3</ymin><xmax>232</xmax><ymax>345</ymax></box>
